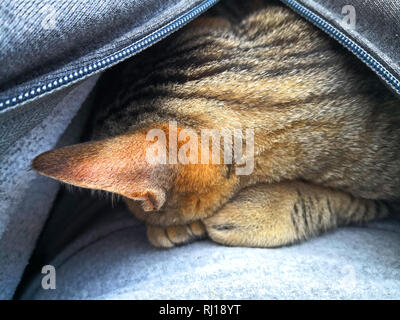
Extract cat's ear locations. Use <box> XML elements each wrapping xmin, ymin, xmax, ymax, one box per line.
<box><xmin>32</xmin><ymin>132</ymin><xmax>176</xmax><ymax>211</ymax></box>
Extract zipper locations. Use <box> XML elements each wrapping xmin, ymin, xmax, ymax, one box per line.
<box><xmin>0</xmin><ymin>0</ymin><xmax>219</xmax><ymax>112</ymax></box>
<box><xmin>281</xmin><ymin>0</ymin><xmax>400</xmax><ymax>97</ymax></box>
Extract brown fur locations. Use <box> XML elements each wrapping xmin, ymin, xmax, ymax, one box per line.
<box><xmin>33</xmin><ymin>0</ymin><xmax>400</xmax><ymax>248</ymax></box>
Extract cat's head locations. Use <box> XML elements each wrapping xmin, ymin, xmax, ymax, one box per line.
<box><xmin>32</xmin><ymin>124</ymin><xmax>240</xmax><ymax>226</ymax></box>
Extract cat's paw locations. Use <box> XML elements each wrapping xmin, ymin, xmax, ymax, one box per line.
<box><xmin>146</xmin><ymin>221</ymin><xmax>206</xmax><ymax>248</ymax></box>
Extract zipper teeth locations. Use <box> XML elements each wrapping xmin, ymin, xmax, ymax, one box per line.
<box><xmin>0</xmin><ymin>0</ymin><xmax>219</xmax><ymax>111</ymax></box>
<box><xmin>281</xmin><ymin>0</ymin><xmax>400</xmax><ymax>96</ymax></box>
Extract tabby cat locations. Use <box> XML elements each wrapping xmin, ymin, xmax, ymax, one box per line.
<box><xmin>33</xmin><ymin>0</ymin><xmax>400</xmax><ymax>248</ymax></box>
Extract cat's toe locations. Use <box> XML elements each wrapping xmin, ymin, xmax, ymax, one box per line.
<box><xmin>166</xmin><ymin>225</ymin><xmax>193</xmax><ymax>244</ymax></box>
<box><xmin>203</xmin><ymin>216</ymin><xmax>239</xmax><ymax>246</ymax></box>
<box><xmin>146</xmin><ymin>222</ymin><xmax>206</xmax><ymax>248</ymax></box>
<box><xmin>188</xmin><ymin>221</ymin><xmax>207</xmax><ymax>238</ymax></box>
<box><xmin>147</xmin><ymin>225</ymin><xmax>174</xmax><ymax>248</ymax></box>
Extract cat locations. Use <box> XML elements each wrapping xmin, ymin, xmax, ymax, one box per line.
<box><xmin>32</xmin><ymin>0</ymin><xmax>400</xmax><ymax>248</ymax></box>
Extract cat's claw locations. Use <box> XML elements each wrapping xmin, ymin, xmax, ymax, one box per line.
<box><xmin>146</xmin><ymin>221</ymin><xmax>206</xmax><ymax>248</ymax></box>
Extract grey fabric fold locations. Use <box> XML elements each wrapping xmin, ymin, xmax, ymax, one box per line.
<box><xmin>0</xmin><ymin>74</ymin><xmax>99</xmax><ymax>299</ymax></box>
